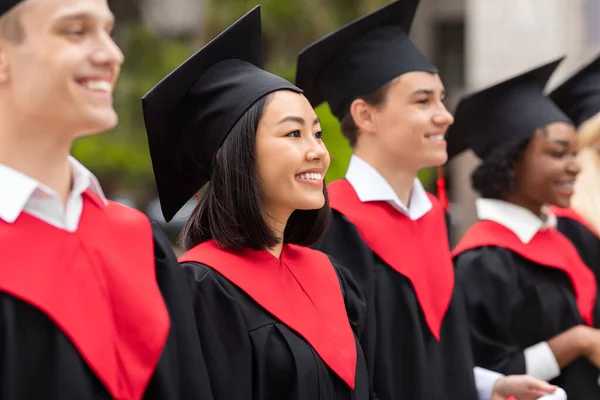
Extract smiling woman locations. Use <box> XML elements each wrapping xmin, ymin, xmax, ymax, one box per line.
<box><xmin>142</xmin><ymin>6</ymin><xmax>369</xmax><ymax>400</ymax></box>
<box><xmin>451</xmin><ymin>58</ymin><xmax>600</xmax><ymax>399</ymax></box>
<box><xmin>178</xmin><ymin>89</ymin><xmax>331</xmax><ymax>253</ymax></box>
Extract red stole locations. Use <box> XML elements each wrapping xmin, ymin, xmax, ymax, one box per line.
<box><xmin>0</xmin><ymin>191</ymin><xmax>170</xmax><ymax>399</ymax></box>
<box><xmin>452</xmin><ymin>220</ymin><xmax>596</xmax><ymax>326</ymax></box>
<box><xmin>179</xmin><ymin>240</ymin><xmax>357</xmax><ymax>389</ymax></box>
<box><xmin>327</xmin><ymin>179</ymin><xmax>454</xmax><ymax>341</ymax></box>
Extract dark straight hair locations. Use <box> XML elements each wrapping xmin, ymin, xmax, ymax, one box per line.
<box><xmin>179</xmin><ymin>92</ymin><xmax>330</xmax><ymax>251</ymax></box>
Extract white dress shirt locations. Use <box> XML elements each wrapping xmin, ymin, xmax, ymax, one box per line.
<box><xmin>346</xmin><ymin>155</ymin><xmax>502</xmax><ymax>399</ymax></box>
<box><xmin>345</xmin><ymin>155</ymin><xmax>432</xmax><ymax>220</ymax></box>
<box><xmin>0</xmin><ymin>156</ymin><xmax>107</xmax><ymax>232</ymax></box>
<box><xmin>476</xmin><ymin>198</ymin><xmax>562</xmax><ymax>382</ymax></box>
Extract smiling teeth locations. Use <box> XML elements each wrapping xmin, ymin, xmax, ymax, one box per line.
<box><xmin>429</xmin><ymin>134</ymin><xmax>445</xmax><ymax>141</ymax></box>
<box><xmin>557</xmin><ymin>182</ymin><xmax>573</xmax><ymax>188</ymax></box>
<box><xmin>296</xmin><ymin>173</ymin><xmax>322</xmax><ymax>180</ymax></box>
<box><xmin>84</xmin><ymin>81</ymin><xmax>112</xmax><ymax>92</ymax></box>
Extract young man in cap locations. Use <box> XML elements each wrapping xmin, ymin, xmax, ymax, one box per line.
<box><xmin>0</xmin><ymin>0</ymin><xmax>211</xmax><ymax>398</ymax></box>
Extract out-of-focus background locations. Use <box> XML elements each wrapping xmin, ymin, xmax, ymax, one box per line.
<box><xmin>80</xmin><ymin>0</ymin><xmax>600</xmax><ymax>249</ymax></box>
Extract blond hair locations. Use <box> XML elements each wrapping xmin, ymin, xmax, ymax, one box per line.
<box><xmin>571</xmin><ymin>111</ymin><xmax>600</xmax><ymax>236</ymax></box>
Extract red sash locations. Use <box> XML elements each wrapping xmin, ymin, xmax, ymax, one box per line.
<box><xmin>0</xmin><ymin>191</ymin><xmax>170</xmax><ymax>399</ymax></box>
<box><xmin>180</xmin><ymin>240</ymin><xmax>357</xmax><ymax>388</ymax></box>
<box><xmin>327</xmin><ymin>179</ymin><xmax>454</xmax><ymax>340</ymax></box>
<box><xmin>453</xmin><ymin>220</ymin><xmax>596</xmax><ymax>326</ymax></box>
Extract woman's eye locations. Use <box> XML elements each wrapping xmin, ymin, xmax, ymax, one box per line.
<box><xmin>315</xmin><ymin>131</ymin><xmax>323</xmax><ymax>139</ymax></box>
<box><xmin>286</xmin><ymin>130</ymin><xmax>301</xmax><ymax>138</ymax></box>
<box><xmin>416</xmin><ymin>98</ymin><xmax>429</xmax><ymax>105</ymax></box>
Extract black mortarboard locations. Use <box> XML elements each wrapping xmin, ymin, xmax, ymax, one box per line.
<box><xmin>142</xmin><ymin>6</ymin><xmax>301</xmax><ymax>222</ymax></box>
<box><xmin>295</xmin><ymin>0</ymin><xmax>437</xmax><ymax>121</ymax></box>
<box><xmin>446</xmin><ymin>57</ymin><xmax>572</xmax><ymax>161</ymax></box>
<box><xmin>1</xmin><ymin>0</ymin><xmax>23</xmax><ymax>15</ymax></box>
<box><xmin>549</xmin><ymin>53</ymin><xmax>600</xmax><ymax>127</ymax></box>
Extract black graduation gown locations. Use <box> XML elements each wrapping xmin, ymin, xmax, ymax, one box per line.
<box><xmin>180</xmin><ymin>240</ymin><xmax>370</xmax><ymax>400</ymax></box>
<box><xmin>0</xmin><ymin>192</ymin><xmax>212</xmax><ymax>400</ymax></box>
<box><xmin>314</xmin><ymin>179</ymin><xmax>478</xmax><ymax>400</ymax></box>
<box><xmin>453</xmin><ymin>219</ymin><xmax>600</xmax><ymax>399</ymax></box>
<box><xmin>551</xmin><ymin>207</ymin><xmax>600</xmax><ymax>278</ymax></box>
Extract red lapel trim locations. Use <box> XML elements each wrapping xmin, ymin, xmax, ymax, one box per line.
<box><xmin>0</xmin><ymin>192</ymin><xmax>170</xmax><ymax>399</ymax></box>
<box><xmin>179</xmin><ymin>240</ymin><xmax>357</xmax><ymax>388</ymax></box>
<box><xmin>327</xmin><ymin>179</ymin><xmax>454</xmax><ymax>340</ymax></box>
<box><xmin>452</xmin><ymin>220</ymin><xmax>596</xmax><ymax>326</ymax></box>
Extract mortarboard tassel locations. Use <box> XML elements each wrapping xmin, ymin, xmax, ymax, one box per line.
<box><xmin>436</xmin><ymin>166</ymin><xmax>449</xmax><ymax>211</ymax></box>
<box><xmin>195</xmin><ymin>193</ymin><xmax>200</xmax><ymax>202</ymax></box>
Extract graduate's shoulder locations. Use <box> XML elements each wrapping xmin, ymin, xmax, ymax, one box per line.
<box><xmin>453</xmin><ymin>242</ymin><xmax>519</xmax><ymax>281</ymax></box>
<box><xmin>103</xmin><ymin>199</ymin><xmax>153</xmax><ymax>231</ymax></box>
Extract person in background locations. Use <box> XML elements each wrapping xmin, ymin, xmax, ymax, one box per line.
<box><xmin>450</xmin><ymin>57</ymin><xmax>600</xmax><ymax>399</ymax></box>
<box><xmin>0</xmin><ymin>0</ymin><xmax>211</xmax><ymax>398</ymax></box>
<box><xmin>142</xmin><ymin>6</ymin><xmax>370</xmax><ymax>399</ymax></box>
<box><xmin>296</xmin><ymin>0</ymin><xmax>564</xmax><ymax>399</ymax></box>
<box><xmin>548</xmin><ymin>53</ymin><xmax>600</xmax><ymax>270</ymax></box>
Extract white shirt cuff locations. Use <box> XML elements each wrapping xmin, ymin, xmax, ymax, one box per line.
<box><xmin>524</xmin><ymin>342</ymin><xmax>561</xmax><ymax>381</ymax></box>
<box><xmin>538</xmin><ymin>387</ymin><xmax>567</xmax><ymax>400</ymax></box>
<box><xmin>474</xmin><ymin>366</ymin><xmax>504</xmax><ymax>400</ymax></box>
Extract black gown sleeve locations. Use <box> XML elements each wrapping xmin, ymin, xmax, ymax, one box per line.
<box><xmin>454</xmin><ymin>247</ymin><xmax>527</xmax><ymax>375</ymax></box>
<box><xmin>330</xmin><ymin>259</ymin><xmax>367</xmax><ymax>341</ymax></box>
<box><xmin>181</xmin><ymin>261</ymin><xmax>253</xmax><ymax>400</ymax></box>
<box><xmin>146</xmin><ymin>221</ymin><xmax>214</xmax><ymax>400</ymax></box>
<box><xmin>314</xmin><ymin>211</ymin><xmax>379</xmax><ymax>399</ymax></box>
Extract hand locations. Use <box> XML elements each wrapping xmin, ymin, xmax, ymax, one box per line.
<box><xmin>491</xmin><ymin>375</ymin><xmax>559</xmax><ymax>400</ymax></box>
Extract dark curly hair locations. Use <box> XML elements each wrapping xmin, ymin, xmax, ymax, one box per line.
<box><xmin>471</xmin><ymin>138</ymin><xmax>532</xmax><ymax>199</ymax></box>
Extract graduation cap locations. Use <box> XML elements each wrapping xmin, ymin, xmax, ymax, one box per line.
<box><xmin>549</xmin><ymin>53</ymin><xmax>600</xmax><ymax>127</ymax></box>
<box><xmin>1</xmin><ymin>0</ymin><xmax>23</xmax><ymax>15</ymax></box>
<box><xmin>295</xmin><ymin>0</ymin><xmax>437</xmax><ymax>121</ymax></box>
<box><xmin>142</xmin><ymin>6</ymin><xmax>301</xmax><ymax>222</ymax></box>
<box><xmin>446</xmin><ymin>57</ymin><xmax>572</xmax><ymax>161</ymax></box>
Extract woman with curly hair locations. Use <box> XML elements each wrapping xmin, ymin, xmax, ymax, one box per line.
<box><xmin>451</xmin><ymin>58</ymin><xmax>600</xmax><ymax>399</ymax></box>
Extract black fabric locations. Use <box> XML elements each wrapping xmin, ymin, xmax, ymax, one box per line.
<box><xmin>557</xmin><ymin>216</ymin><xmax>600</xmax><ymax>280</ymax></box>
<box><xmin>446</xmin><ymin>57</ymin><xmax>572</xmax><ymax>160</ymax></box>
<box><xmin>142</xmin><ymin>6</ymin><xmax>301</xmax><ymax>222</ymax></box>
<box><xmin>314</xmin><ymin>210</ymin><xmax>478</xmax><ymax>400</ymax></box>
<box><xmin>0</xmin><ymin>0</ymin><xmax>21</xmax><ymax>16</ymax></box>
<box><xmin>550</xmin><ymin>53</ymin><xmax>600</xmax><ymax>127</ymax></box>
<box><xmin>0</xmin><ymin>222</ymin><xmax>213</xmax><ymax>400</ymax></box>
<box><xmin>295</xmin><ymin>0</ymin><xmax>437</xmax><ymax>120</ymax></box>
<box><xmin>454</xmin><ymin>243</ymin><xmax>600</xmax><ymax>399</ymax></box>
<box><xmin>181</xmin><ymin>258</ymin><xmax>370</xmax><ymax>400</ymax></box>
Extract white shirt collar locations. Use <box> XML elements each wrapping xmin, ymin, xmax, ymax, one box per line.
<box><xmin>0</xmin><ymin>156</ymin><xmax>107</xmax><ymax>224</ymax></box>
<box><xmin>475</xmin><ymin>198</ymin><xmax>557</xmax><ymax>244</ymax></box>
<box><xmin>345</xmin><ymin>154</ymin><xmax>432</xmax><ymax>221</ymax></box>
